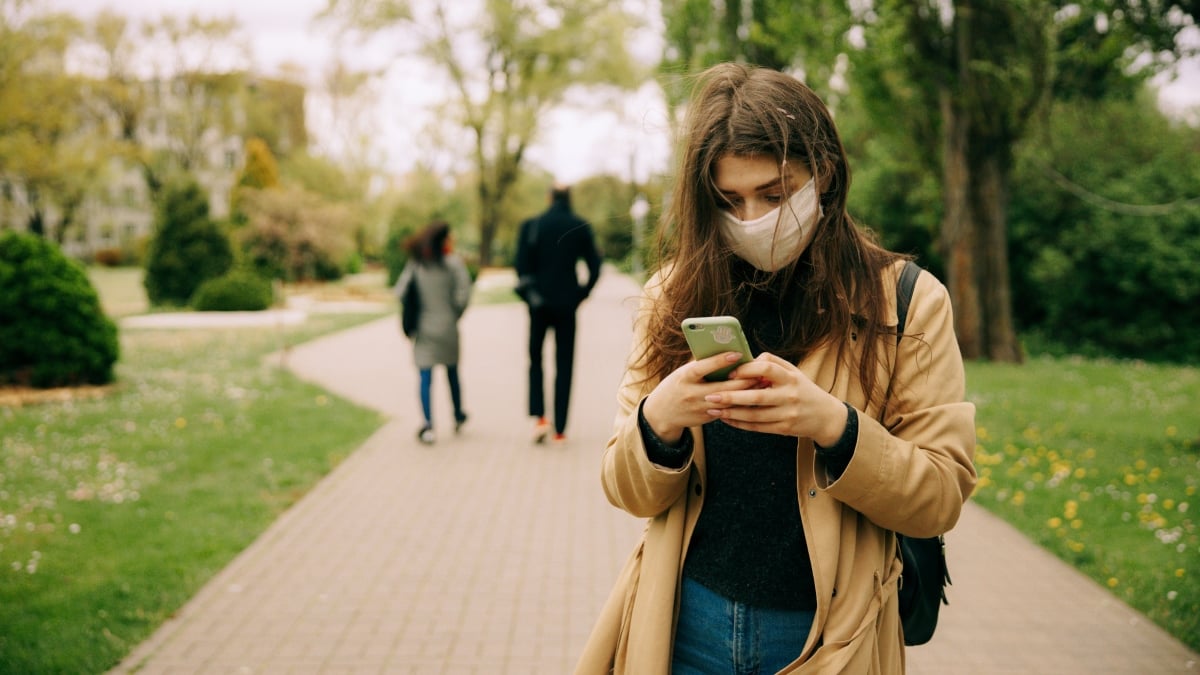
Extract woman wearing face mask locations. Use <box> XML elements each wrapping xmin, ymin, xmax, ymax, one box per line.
<box><xmin>574</xmin><ymin>63</ymin><xmax>977</xmax><ymax>674</ymax></box>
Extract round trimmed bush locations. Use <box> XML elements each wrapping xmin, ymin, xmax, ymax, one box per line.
<box><xmin>190</xmin><ymin>269</ymin><xmax>274</xmax><ymax>311</ymax></box>
<box><xmin>0</xmin><ymin>231</ymin><xmax>119</xmax><ymax>387</ymax></box>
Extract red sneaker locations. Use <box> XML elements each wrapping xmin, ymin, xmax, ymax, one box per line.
<box><xmin>532</xmin><ymin>417</ymin><xmax>550</xmax><ymax>444</ymax></box>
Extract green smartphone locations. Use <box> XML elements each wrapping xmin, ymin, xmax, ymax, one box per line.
<box><xmin>682</xmin><ymin>316</ymin><xmax>755</xmax><ymax>381</ymax></box>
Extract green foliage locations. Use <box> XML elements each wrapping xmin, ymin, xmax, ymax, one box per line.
<box><xmin>1009</xmin><ymin>94</ymin><xmax>1200</xmax><ymax>362</ymax></box>
<box><xmin>0</xmin><ymin>314</ymin><xmax>385</xmax><ymax>674</ymax></box>
<box><xmin>967</xmin><ymin>356</ymin><xmax>1200</xmax><ymax>652</ymax></box>
<box><xmin>142</xmin><ymin>178</ymin><xmax>234</xmax><ymax>306</ymax></box>
<box><xmin>280</xmin><ymin>152</ymin><xmax>366</xmax><ymax>204</ymax></box>
<box><xmin>0</xmin><ymin>231</ymin><xmax>119</xmax><ymax>387</ymax></box>
<box><xmin>241</xmin><ymin>78</ymin><xmax>308</xmax><ymax>157</ymax></box>
<box><xmin>658</xmin><ymin>0</ymin><xmax>848</xmax><ymax>106</ymax></box>
<box><xmin>382</xmin><ymin>227</ymin><xmax>413</xmax><ymax>288</ymax></box>
<box><xmin>190</xmin><ymin>269</ymin><xmax>275</xmax><ymax>311</ymax></box>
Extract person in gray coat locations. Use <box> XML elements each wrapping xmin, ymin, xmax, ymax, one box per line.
<box><xmin>394</xmin><ymin>221</ymin><xmax>472</xmax><ymax>444</ymax></box>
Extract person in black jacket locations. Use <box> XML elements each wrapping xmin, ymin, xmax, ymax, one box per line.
<box><xmin>514</xmin><ymin>183</ymin><xmax>602</xmax><ymax>444</ymax></box>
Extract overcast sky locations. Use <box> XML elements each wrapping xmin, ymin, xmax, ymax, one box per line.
<box><xmin>51</xmin><ymin>1</ymin><xmax>1199</xmax><ymax>185</ymax></box>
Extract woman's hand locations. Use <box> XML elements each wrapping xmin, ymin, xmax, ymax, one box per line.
<box><xmin>641</xmin><ymin>352</ymin><xmax>760</xmax><ymax>444</ymax></box>
<box><xmin>702</xmin><ymin>352</ymin><xmax>848</xmax><ymax>446</ymax></box>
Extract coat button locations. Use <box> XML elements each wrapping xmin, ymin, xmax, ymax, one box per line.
<box><xmin>694</xmin><ymin>484</ymin><xmax>703</xmax><ymax>496</ymax></box>
<box><xmin>809</xmin><ymin>489</ymin><xmax>817</xmax><ymax>497</ymax></box>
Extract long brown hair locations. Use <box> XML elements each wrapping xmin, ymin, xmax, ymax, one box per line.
<box><xmin>637</xmin><ymin>63</ymin><xmax>905</xmax><ymax>407</ymax></box>
<box><xmin>406</xmin><ymin>221</ymin><xmax>451</xmax><ymax>264</ymax></box>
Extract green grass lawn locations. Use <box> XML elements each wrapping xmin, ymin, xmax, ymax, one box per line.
<box><xmin>967</xmin><ymin>356</ymin><xmax>1200</xmax><ymax>652</ymax></box>
<box><xmin>1</xmin><ymin>274</ymin><xmax>389</xmax><ymax>673</ymax></box>
<box><xmin>88</xmin><ymin>266</ymin><xmax>149</xmax><ymax>317</ymax></box>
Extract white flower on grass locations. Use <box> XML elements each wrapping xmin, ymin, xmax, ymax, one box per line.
<box><xmin>69</xmin><ymin>523</ymin><xmax>81</xmax><ymax>534</ymax></box>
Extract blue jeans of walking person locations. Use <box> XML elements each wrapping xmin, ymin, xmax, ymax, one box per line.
<box><xmin>672</xmin><ymin>576</ymin><xmax>815</xmax><ymax>675</ymax></box>
<box><xmin>418</xmin><ymin>365</ymin><xmax>466</xmax><ymax>442</ymax></box>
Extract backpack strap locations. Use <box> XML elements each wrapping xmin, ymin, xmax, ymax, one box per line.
<box><xmin>896</xmin><ymin>260</ymin><xmax>921</xmax><ymax>342</ymax></box>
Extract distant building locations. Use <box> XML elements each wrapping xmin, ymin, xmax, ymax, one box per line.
<box><xmin>0</xmin><ymin>72</ymin><xmax>306</xmax><ymax>259</ymax></box>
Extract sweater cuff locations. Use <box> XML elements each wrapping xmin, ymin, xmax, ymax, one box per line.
<box><xmin>814</xmin><ymin>402</ymin><xmax>858</xmax><ymax>479</ymax></box>
<box><xmin>637</xmin><ymin>399</ymin><xmax>694</xmax><ymax>469</ymax></box>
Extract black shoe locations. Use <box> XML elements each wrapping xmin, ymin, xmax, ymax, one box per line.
<box><xmin>454</xmin><ymin>413</ymin><xmax>468</xmax><ymax>434</ymax></box>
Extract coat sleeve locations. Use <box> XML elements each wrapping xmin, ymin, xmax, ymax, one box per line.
<box><xmin>514</xmin><ymin>219</ymin><xmax>533</xmax><ymax>277</ymax></box>
<box><xmin>821</xmin><ymin>270</ymin><xmax>978</xmax><ymax>538</ymax></box>
<box><xmin>599</xmin><ymin>274</ymin><xmax>693</xmax><ymax>519</ymax></box>
<box><xmin>393</xmin><ymin>262</ymin><xmax>413</xmax><ymax>299</ymax></box>
<box><xmin>581</xmin><ymin>221</ymin><xmax>602</xmax><ymax>297</ymax></box>
<box><xmin>449</xmin><ymin>255</ymin><xmax>472</xmax><ymax>316</ymax></box>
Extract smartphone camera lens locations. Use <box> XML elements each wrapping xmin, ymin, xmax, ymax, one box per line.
<box><xmin>687</xmin><ymin>324</ymin><xmax>698</xmax><ymax>330</ymax></box>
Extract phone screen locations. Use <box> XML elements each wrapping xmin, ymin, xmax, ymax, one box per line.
<box><xmin>682</xmin><ymin>316</ymin><xmax>754</xmax><ymax>381</ymax></box>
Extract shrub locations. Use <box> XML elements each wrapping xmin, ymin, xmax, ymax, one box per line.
<box><xmin>344</xmin><ymin>251</ymin><xmax>363</xmax><ymax>275</ymax></box>
<box><xmin>93</xmin><ymin>247</ymin><xmax>124</xmax><ymax>267</ymax></box>
<box><xmin>0</xmin><ymin>232</ymin><xmax>119</xmax><ymax>387</ymax></box>
<box><xmin>382</xmin><ymin>227</ymin><xmax>412</xmax><ymax>287</ymax></box>
<box><xmin>237</xmin><ymin>186</ymin><xmax>354</xmax><ymax>283</ymax></box>
<box><xmin>143</xmin><ymin>178</ymin><xmax>234</xmax><ymax>306</ymax></box>
<box><xmin>190</xmin><ymin>269</ymin><xmax>275</xmax><ymax>311</ymax></box>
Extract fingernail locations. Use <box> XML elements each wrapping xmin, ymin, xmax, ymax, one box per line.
<box><xmin>706</xmin><ymin>409</ymin><xmax>721</xmax><ymax>417</ymax></box>
<box><xmin>704</xmin><ymin>394</ymin><xmax>720</xmax><ymax>403</ymax></box>
<box><xmin>726</xmin><ymin>353</ymin><xmax>740</xmax><ymax>362</ymax></box>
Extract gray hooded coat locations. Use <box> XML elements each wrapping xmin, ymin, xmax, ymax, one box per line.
<box><xmin>394</xmin><ymin>253</ymin><xmax>472</xmax><ymax>368</ymax></box>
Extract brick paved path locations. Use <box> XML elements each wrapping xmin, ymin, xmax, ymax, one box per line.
<box><xmin>112</xmin><ymin>269</ymin><xmax>1198</xmax><ymax>674</ymax></box>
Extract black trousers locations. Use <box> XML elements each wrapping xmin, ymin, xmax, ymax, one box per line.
<box><xmin>528</xmin><ymin>304</ymin><xmax>577</xmax><ymax>435</ymax></box>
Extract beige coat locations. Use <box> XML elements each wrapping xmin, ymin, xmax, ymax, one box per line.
<box><xmin>575</xmin><ymin>261</ymin><xmax>978</xmax><ymax>674</ymax></box>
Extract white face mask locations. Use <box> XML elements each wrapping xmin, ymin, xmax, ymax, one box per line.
<box><xmin>717</xmin><ymin>177</ymin><xmax>822</xmax><ymax>272</ymax></box>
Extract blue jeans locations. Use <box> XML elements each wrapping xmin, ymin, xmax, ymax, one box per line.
<box><xmin>672</xmin><ymin>577</ymin><xmax>815</xmax><ymax>675</ymax></box>
<box><xmin>418</xmin><ymin>365</ymin><xmax>463</xmax><ymax>427</ymax></box>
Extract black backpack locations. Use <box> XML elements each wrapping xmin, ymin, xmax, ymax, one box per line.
<box><xmin>400</xmin><ymin>272</ymin><xmax>420</xmax><ymax>338</ymax></box>
<box><xmin>892</xmin><ymin>261</ymin><xmax>952</xmax><ymax>646</ymax></box>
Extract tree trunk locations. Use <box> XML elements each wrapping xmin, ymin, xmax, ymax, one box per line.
<box><xmin>476</xmin><ymin>179</ymin><xmax>496</xmax><ymax>267</ymax></box>
<box><xmin>974</xmin><ymin>154</ymin><xmax>1023</xmax><ymax>362</ymax></box>
<box><xmin>478</xmin><ymin>211</ymin><xmax>497</xmax><ymax>268</ymax></box>
<box><xmin>28</xmin><ymin>209</ymin><xmax>46</xmax><ymax>239</ymax></box>
<box><xmin>939</xmin><ymin>94</ymin><xmax>985</xmax><ymax>360</ymax></box>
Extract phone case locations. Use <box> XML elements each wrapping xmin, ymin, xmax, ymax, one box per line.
<box><xmin>682</xmin><ymin>316</ymin><xmax>754</xmax><ymax>381</ymax></box>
